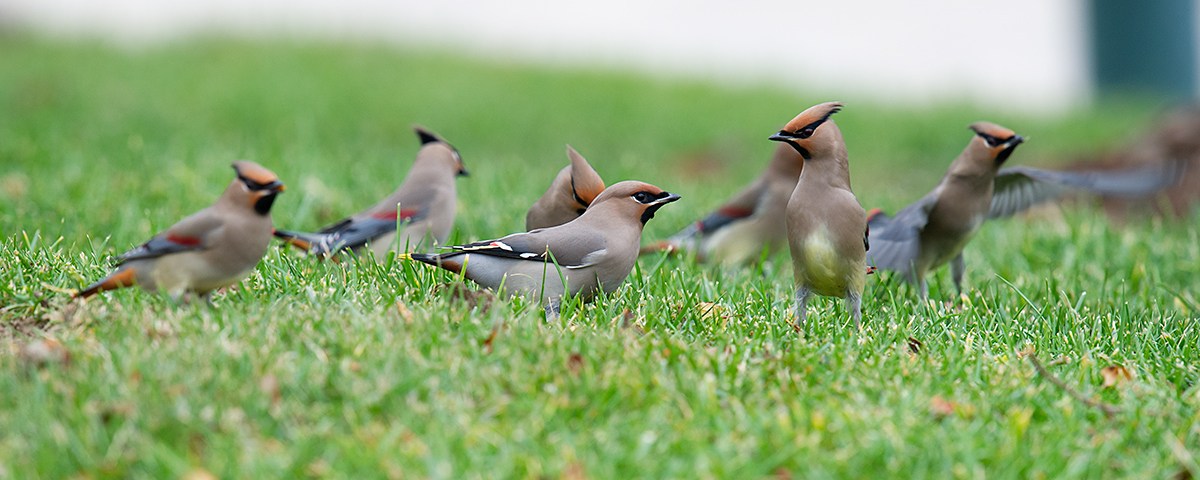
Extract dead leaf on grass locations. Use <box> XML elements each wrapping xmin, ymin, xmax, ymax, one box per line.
<box><xmin>394</xmin><ymin>300</ymin><xmax>414</xmax><ymax>324</ymax></box>
<box><xmin>1101</xmin><ymin>365</ymin><xmax>1132</xmax><ymax>389</ymax></box>
<box><xmin>180</xmin><ymin>468</ymin><xmax>218</xmax><ymax>480</ymax></box>
<box><xmin>567</xmin><ymin>353</ymin><xmax>584</xmax><ymax>376</ymax></box>
<box><xmin>906</xmin><ymin>337</ymin><xmax>923</xmax><ymax>355</ymax></box>
<box><xmin>20</xmin><ymin>337</ymin><xmax>71</xmax><ymax>367</ymax></box>
<box><xmin>259</xmin><ymin>374</ymin><xmax>281</xmax><ymax>406</ymax></box>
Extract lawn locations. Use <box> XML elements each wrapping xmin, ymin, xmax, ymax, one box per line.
<box><xmin>1</xmin><ymin>36</ymin><xmax>1198</xmax><ymax>479</ymax></box>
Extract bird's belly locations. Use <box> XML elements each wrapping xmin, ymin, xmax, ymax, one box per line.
<box><xmin>796</xmin><ymin>228</ymin><xmax>861</xmax><ymax>297</ymax></box>
<box><xmin>147</xmin><ymin>252</ymin><xmax>254</xmax><ymax>297</ymax></box>
<box><xmin>921</xmin><ymin>217</ymin><xmax>983</xmax><ymax>271</ymax></box>
<box><xmin>704</xmin><ymin>218</ymin><xmax>780</xmax><ymax>266</ymax></box>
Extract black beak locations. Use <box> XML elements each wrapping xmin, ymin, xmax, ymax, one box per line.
<box><xmin>265</xmin><ymin>180</ymin><xmax>286</xmax><ymax>192</ymax></box>
<box><xmin>458</xmin><ymin>167</ymin><xmax>470</xmax><ymax>177</ymax></box>
<box><xmin>768</xmin><ymin>131</ymin><xmax>793</xmax><ymax>142</ymax></box>
<box><xmin>654</xmin><ymin>192</ymin><xmax>682</xmax><ymax>205</ymax></box>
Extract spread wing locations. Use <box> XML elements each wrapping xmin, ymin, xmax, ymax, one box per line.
<box><xmin>865</xmin><ymin>192</ymin><xmax>938</xmax><ymax>274</ymax></box>
<box><xmin>440</xmin><ymin>226</ymin><xmax>607</xmax><ymax>269</ymax></box>
<box><xmin>990</xmin><ymin>162</ymin><xmax>1181</xmax><ymax>219</ymax></box>
<box><xmin>115</xmin><ymin>211</ymin><xmax>223</xmax><ymax>265</ymax></box>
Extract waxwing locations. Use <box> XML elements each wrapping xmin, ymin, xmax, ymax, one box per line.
<box><xmin>274</xmin><ymin>126</ymin><xmax>467</xmax><ymax>259</ymax></box>
<box><xmin>769</xmin><ymin>102</ymin><xmax>869</xmax><ymax>329</ymax></box>
<box><xmin>75</xmin><ymin>161</ymin><xmax>285</xmax><ymax>300</ymax></box>
<box><xmin>525</xmin><ymin>145</ymin><xmax>606</xmax><ymax>230</ymax></box>
<box><xmin>868</xmin><ymin>122</ymin><xmax>1182</xmax><ymax>297</ymax></box>
<box><xmin>409</xmin><ymin>181</ymin><xmax>680</xmax><ymax>311</ymax></box>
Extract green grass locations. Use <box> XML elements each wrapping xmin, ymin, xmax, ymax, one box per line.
<box><xmin>1</xmin><ymin>36</ymin><xmax>1198</xmax><ymax>479</ymax></box>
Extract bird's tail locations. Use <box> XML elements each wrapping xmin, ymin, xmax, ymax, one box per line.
<box><xmin>273</xmin><ymin>229</ymin><xmax>321</xmax><ymax>252</ymax></box>
<box><xmin>638</xmin><ymin>222</ymin><xmax>700</xmax><ymax>256</ymax></box>
<box><xmin>74</xmin><ymin>268</ymin><xmax>137</xmax><ymax>299</ymax></box>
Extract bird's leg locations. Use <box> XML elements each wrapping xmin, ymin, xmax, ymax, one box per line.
<box><xmin>846</xmin><ymin>290</ymin><xmax>862</xmax><ymax>331</ymax></box>
<box><xmin>950</xmin><ymin>253</ymin><xmax>966</xmax><ymax>296</ymax></box>
<box><xmin>543</xmin><ymin>299</ymin><xmax>562</xmax><ymax>321</ymax></box>
<box><xmin>793</xmin><ymin>286</ymin><xmax>811</xmax><ymax>330</ymax></box>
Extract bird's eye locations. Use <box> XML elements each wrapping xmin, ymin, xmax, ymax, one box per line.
<box><xmin>798</xmin><ymin>127</ymin><xmax>816</xmax><ymax>139</ymax></box>
<box><xmin>633</xmin><ymin>192</ymin><xmax>655</xmax><ymax>204</ymax></box>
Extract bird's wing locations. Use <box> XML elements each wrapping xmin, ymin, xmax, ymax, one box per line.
<box><xmin>441</xmin><ymin>227</ymin><xmax>607</xmax><ymax>268</ymax></box>
<box><xmin>115</xmin><ymin>211</ymin><xmax>224</xmax><ymax>264</ymax></box>
<box><xmin>667</xmin><ymin>179</ymin><xmax>766</xmax><ymax>243</ymax></box>
<box><xmin>865</xmin><ymin>193</ymin><xmax>938</xmax><ymax>272</ymax></box>
<box><xmin>310</xmin><ymin>207</ymin><xmax>428</xmax><ymax>253</ymax></box>
<box><xmin>990</xmin><ymin>162</ymin><xmax>1182</xmax><ymax>219</ymax></box>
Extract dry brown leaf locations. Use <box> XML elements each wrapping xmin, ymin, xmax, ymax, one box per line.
<box><xmin>1101</xmin><ymin>365</ymin><xmax>1132</xmax><ymax>388</ymax></box>
<box><xmin>695</xmin><ymin>302</ymin><xmax>726</xmax><ymax>322</ymax></box>
<box><xmin>564</xmin><ymin>461</ymin><xmax>588</xmax><ymax>480</ymax></box>
<box><xmin>394</xmin><ymin>301</ymin><xmax>414</xmax><ymax>324</ymax></box>
<box><xmin>259</xmin><ymin>375</ymin><xmax>281</xmax><ymax>406</ymax></box>
<box><xmin>567</xmin><ymin>353</ymin><xmax>584</xmax><ymax>376</ymax></box>
<box><xmin>20</xmin><ymin>338</ymin><xmax>71</xmax><ymax>367</ymax></box>
<box><xmin>930</xmin><ymin>395</ymin><xmax>956</xmax><ymax>417</ymax></box>
<box><xmin>483</xmin><ymin>321</ymin><xmax>505</xmax><ymax>354</ymax></box>
<box><xmin>773</xmin><ymin>467</ymin><xmax>793</xmax><ymax>480</ymax></box>
<box><xmin>180</xmin><ymin>468</ymin><xmax>218</xmax><ymax>480</ymax></box>
<box><xmin>906</xmin><ymin>337</ymin><xmax>923</xmax><ymax>355</ymax></box>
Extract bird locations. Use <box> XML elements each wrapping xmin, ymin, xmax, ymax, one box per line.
<box><xmin>525</xmin><ymin>145</ymin><xmax>606</xmax><ymax>230</ymax></box>
<box><xmin>640</xmin><ymin>142</ymin><xmax>804</xmax><ymax>265</ymax></box>
<box><xmin>866</xmin><ymin>121</ymin><xmax>1181</xmax><ymax>298</ymax></box>
<box><xmin>768</xmin><ymin>101</ymin><xmax>869</xmax><ymax>329</ymax></box>
<box><xmin>75</xmin><ymin>161</ymin><xmax>286</xmax><ymax>300</ymax></box>
<box><xmin>407</xmin><ymin>181</ymin><xmax>680</xmax><ymax>311</ymax></box>
<box><xmin>274</xmin><ymin>126</ymin><xmax>467</xmax><ymax>260</ymax></box>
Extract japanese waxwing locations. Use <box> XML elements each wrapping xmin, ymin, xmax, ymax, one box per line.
<box><xmin>408</xmin><ymin>181</ymin><xmax>680</xmax><ymax>311</ymax></box>
<box><xmin>525</xmin><ymin>145</ymin><xmax>606</xmax><ymax>230</ymax></box>
<box><xmin>75</xmin><ymin>161</ymin><xmax>286</xmax><ymax>300</ymax></box>
<box><xmin>768</xmin><ymin>102</ymin><xmax>869</xmax><ymax>329</ymax></box>
<box><xmin>640</xmin><ymin>142</ymin><xmax>804</xmax><ymax>265</ymax></box>
<box><xmin>867</xmin><ymin>121</ymin><xmax>1180</xmax><ymax>298</ymax></box>
<box><xmin>274</xmin><ymin>126</ymin><xmax>467</xmax><ymax>259</ymax></box>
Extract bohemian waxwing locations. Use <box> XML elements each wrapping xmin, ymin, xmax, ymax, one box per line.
<box><xmin>641</xmin><ymin>142</ymin><xmax>804</xmax><ymax>265</ymax></box>
<box><xmin>769</xmin><ymin>102</ymin><xmax>869</xmax><ymax>329</ymax></box>
<box><xmin>525</xmin><ymin>145</ymin><xmax>606</xmax><ymax>230</ymax></box>
<box><xmin>867</xmin><ymin>122</ymin><xmax>1180</xmax><ymax>298</ymax></box>
<box><xmin>409</xmin><ymin>181</ymin><xmax>680</xmax><ymax>310</ymax></box>
<box><xmin>274</xmin><ymin>126</ymin><xmax>467</xmax><ymax>259</ymax></box>
<box><xmin>75</xmin><ymin>161</ymin><xmax>286</xmax><ymax>300</ymax></box>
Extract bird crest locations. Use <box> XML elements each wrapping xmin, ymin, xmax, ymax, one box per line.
<box><xmin>782</xmin><ymin>101</ymin><xmax>844</xmax><ymax>134</ymax></box>
<box><xmin>232</xmin><ymin>161</ymin><xmax>281</xmax><ymax>187</ymax></box>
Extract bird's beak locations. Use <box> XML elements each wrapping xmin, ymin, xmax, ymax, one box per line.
<box><xmin>458</xmin><ymin>167</ymin><xmax>470</xmax><ymax>177</ymax></box>
<box><xmin>266</xmin><ymin>180</ymin><xmax>286</xmax><ymax>192</ymax></box>
<box><xmin>768</xmin><ymin>131</ymin><xmax>792</xmax><ymax>143</ymax></box>
<box><xmin>1005</xmin><ymin>135</ymin><xmax>1025</xmax><ymax>148</ymax></box>
<box><xmin>654</xmin><ymin>193</ymin><xmax>682</xmax><ymax>205</ymax></box>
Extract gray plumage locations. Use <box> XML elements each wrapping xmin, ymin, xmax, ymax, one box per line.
<box><xmin>867</xmin><ymin>121</ymin><xmax>1180</xmax><ymax>297</ymax></box>
<box><xmin>769</xmin><ymin>102</ymin><xmax>869</xmax><ymax>329</ymax></box>
<box><xmin>274</xmin><ymin>126</ymin><xmax>467</xmax><ymax>259</ymax></box>
<box><xmin>644</xmin><ymin>143</ymin><xmax>804</xmax><ymax>265</ymax></box>
<box><xmin>76</xmin><ymin>161</ymin><xmax>286</xmax><ymax>300</ymax></box>
<box><xmin>411</xmin><ymin>181</ymin><xmax>680</xmax><ymax>309</ymax></box>
<box><xmin>525</xmin><ymin>145</ymin><xmax>606</xmax><ymax>230</ymax></box>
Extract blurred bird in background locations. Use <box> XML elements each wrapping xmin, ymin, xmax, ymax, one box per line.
<box><xmin>525</xmin><ymin>145</ymin><xmax>606</xmax><ymax>230</ymax></box>
<box><xmin>274</xmin><ymin>126</ymin><xmax>467</xmax><ymax>259</ymax></box>
<box><xmin>641</xmin><ymin>142</ymin><xmax>804</xmax><ymax>266</ymax></box>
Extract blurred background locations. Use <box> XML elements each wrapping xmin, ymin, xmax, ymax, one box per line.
<box><xmin>3</xmin><ymin>0</ymin><xmax>1199</xmax><ymax>112</ymax></box>
<box><xmin>1</xmin><ymin>0</ymin><xmax>1196</xmax><ymax>246</ymax></box>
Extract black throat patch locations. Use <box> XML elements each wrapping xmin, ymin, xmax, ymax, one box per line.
<box><xmin>254</xmin><ymin>193</ymin><xmax>278</xmax><ymax>215</ymax></box>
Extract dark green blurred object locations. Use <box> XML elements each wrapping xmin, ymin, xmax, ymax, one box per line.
<box><xmin>1091</xmin><ymin>0</ymin><xmax>1198</xmax><ymax>97</ymax></box>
